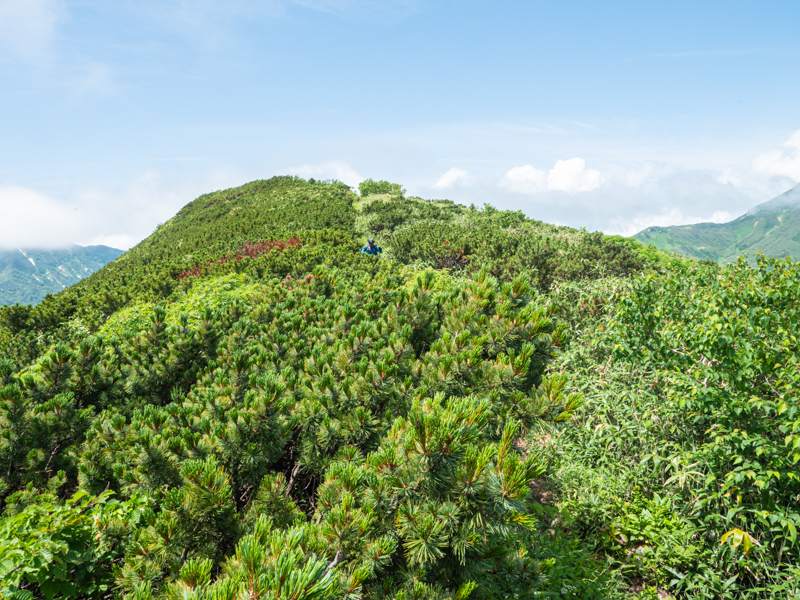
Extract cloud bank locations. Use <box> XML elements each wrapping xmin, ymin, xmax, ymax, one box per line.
<box><xmin>6</xmin><ymin>127</ymin><xmax>800</xmax><ymax>250</ymax></box>
<box><xmin>500</xmin><ymin>158</ymin><xmax>603</xmax><ymax>194</ymax></box>
<box><xmin>0</xmin><ymin>186</ymin><xmax>82</xmax><ymax>249</ymax></box>
<box><xmin>754</xmin><ymin>130</ymin><xmax>800</xmax><ymax>182</ymax></box>
<box><xmin>286</xmin><ymin>161</ymin><xmax>364</xmax><ymax>188</ymax></box>
<box><xmin>433</xmin><ymin>167</ymin><xmax>468</xmax><ymax>190</ymax></box>
<box><xmin>0</xmin><ymin>169</ymin><xmax>244</xmax><ymax>250</ymax></box>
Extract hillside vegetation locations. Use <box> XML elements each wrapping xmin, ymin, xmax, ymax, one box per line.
<box><xmin>635</xmin><ymin>184</ymin><xmax>800</xmax><ymax>263</ymax></box>
<box><xmin>0</xmin><ymin>177</ymin><xmax>798</xmax><ymax>599</ymax></box>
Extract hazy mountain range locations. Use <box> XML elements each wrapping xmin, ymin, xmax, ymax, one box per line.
<box><xmin>0</xmin><ymin>245</ymin><xmax>122</xmax><ymax>305</ymax></box>
<box><xmin>635</xmin><ymin>185</ymin><xmax>800</xmax><ymax>263</ymax></box>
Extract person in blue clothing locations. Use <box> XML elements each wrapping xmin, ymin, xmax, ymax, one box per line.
<box><xmin>360</xmin><ymin>238</ymin><xmax>382</xmax><ymax>256</ymax></box>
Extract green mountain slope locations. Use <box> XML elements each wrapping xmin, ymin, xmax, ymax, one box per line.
<box><xmin>0</xmin><ymin>177</ymin><xmax>654</xmax><ymax>598</ymax></box>
<box><xmin>634</xmin><ymin>184</ymin><xmax>800</xmax><ymax>262</ymax></box>
<box><xmin>3</xmin><ymin>177</ymin><xmax>799</xmax><ymax>598</ymax></box>
<box><xmin>6</xmin><ymin>176</ymin><xmax>648</xmax><ymax>337</ymax></box>
<box><xmin>0</xmin><ymin>245</ymin><xmax>122</xmax><ymax>306</ymax></box>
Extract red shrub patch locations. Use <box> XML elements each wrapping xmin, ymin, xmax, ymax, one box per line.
<box><xmin>177</xmin><ymin>265</ymin><xmax>205</xmax><ymax>280</ymax></box>
<box><xmin>177</xmin><ymin>237</ymin><xmax>302</xmax><ymax>280</ymax></box>
<box><xmin>235</xmin><ymin>237</ymin><xmax>301</xmax><ymax>259</ymax></box>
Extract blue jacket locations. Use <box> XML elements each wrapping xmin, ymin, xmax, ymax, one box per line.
<box><xmin>360</xmin><ymin>243</ymin><xmax>382</xmax><ymax>256</ymax></box>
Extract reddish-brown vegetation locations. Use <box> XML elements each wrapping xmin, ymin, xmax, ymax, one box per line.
<box><xmin>177</xmin><ymin>237</ymin><xmax>302</xmax><ymax>280</ymax></box>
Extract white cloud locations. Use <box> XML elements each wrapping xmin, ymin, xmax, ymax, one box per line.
<box><xmin>499</xmin><ymin>164</ymin><xmax>547</xmax><ymax>194</ymax></box>
<box><xmin>0</xmin><ymin>2</ymin><xmax>115</xmax><ymax>99</ymax></box>
<box><xmin>610</xmin><ymin>207</ymin><xmax>734</xmax><ymax>237</ymax></box>
<box><xmin>753</xmin><ymin>130</ymin><xmax>800</xmax><ymax>182</ymax></box>
<box><xmin>0</xmin><ymin>168</ymin><xmax>246</xmax><ymax>250</ymax></box>
<box><xmin>74</xmin><ymin>168</ymin><xmax>244</xmax><ymax>249</ymax></box>
<box><xmin>612</xmin><ymin>208</ymin><xmax>690</xmax><ymax>236</ymax></box>
<box><xmin>0</xmin><ymin>0</ymin><xmax>60</xmax><ymax>59</ymax></box>
<box><xmin>500</xmin><ymin>157</ymin><xmax>603</xmax><ymax>194</ymax></box>
<box><xmin>716</xmin><ymin>169</ymin><xmax>742</xmax><ymax>187</ymax></box>
<box><xmin>616</xmin><ymin>163</ymin><xmax>660</xmax><ymax>188</ymax></box>
<box><xmin>0</xmin><ymin>186</ymin><xmax>82</xmax><ymax>248</ymax></box>
<box><xmin>547</xmin><ymin>158</ymin><xmax>603</xmax><ymax>192</ymax></box>
<box><xmin>286</xmin><ymin>161</ymin><xmax>363</xmax><ymax>188</ymax></box>
<box><xmin>82</xmin><ymin>233</ymin><xmax>139</xmax><ymax>250</ymax></box>
<box><xmin>432</xmin><ymin>167</ymin><xmax>468</xmax><ymax>190</ymax></box>
<box><xmin>710</xmin><ymin>210</ymin><xmax>734</xmax><ymax>222</ymax></box>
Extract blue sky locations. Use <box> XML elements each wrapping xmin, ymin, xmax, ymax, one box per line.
<box><xmin>2</xmin><ymin>0</ymin><xmax>800</xmax><ymax>248</ymax></box>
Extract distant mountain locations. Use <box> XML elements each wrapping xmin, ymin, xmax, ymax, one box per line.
<box><xmin>0</xmin><ymin>245</ymin><xmax>123</xmax><ymax>305</ymax></box>
<box><xmin>635</xmin><ymin>185</ymin><xmax>800</xmax><ymax>263</ymax></box>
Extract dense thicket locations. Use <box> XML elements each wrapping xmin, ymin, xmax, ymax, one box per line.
<box><xmin>358</xmin><ymin>192</ymin><xmax>646</xmax><ymax>289</ymax></box>
<box><xmin>1</xmin><ymin>260</ymin><xmax>583</xmax><ymax>597</ymax></box>
<box><xmin>549</xmin><ymin>259</ymin><xmax>800</xmax><ymax>598</ymax></box>
<box><xmin>1</xmin><ymin>177</ymin><xmax>797</xmax><ymax>598</ymax></box>
<box><xmin>0</xmin><ymin>178</ymin><xmax>640</xmax><ymax>598</ymax></box>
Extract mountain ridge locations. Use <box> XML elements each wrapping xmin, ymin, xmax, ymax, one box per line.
<box><xmin>0</xmin><ymin>244</ymin><xmax>122</xmax><ymax>306</ymax></box>
<box><xmin>634</xmin><ymin>184</ymin><xmax>800</xmax><ymax>262</ymax></box>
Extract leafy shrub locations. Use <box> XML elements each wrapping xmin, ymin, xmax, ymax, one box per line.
<box><xmin>358</xmin><ymin>179</ymin><xmax>405</xmax><ymax>197</ymax></box>
<box><xmin>550</xmin><ymin>258</ymin><xmax>800</xmax><ymax>597</ymax></box>
<box><xmin>0</xmin><ymin>490</ymin><xmax>145</xmax><ymax>598</ymax></box>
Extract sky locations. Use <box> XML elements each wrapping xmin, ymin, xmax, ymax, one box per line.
<box><xmin>2</xmin><ymin>0</ymin><xmax>800</xmax><ymax>249</ymax></box>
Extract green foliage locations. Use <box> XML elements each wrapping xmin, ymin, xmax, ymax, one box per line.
<box><xmin>9</xmin><ymin>175</ymin><xmax>792</xmax><ymax>599</ymax></box>
<box><xmin>10</xmin><ymin>177</ymin><xmax>356</xmax><ymax>334</ymax></box>
<box><xmin>549</xmin><ymin>257</ymin><xmax>800</xmax><ymax>598</ymax></box>
<box><xmin>358</xmin><ymin>179</ymin><xmax>405</xmax><ymax>197</ymax></box>
<box><xmin>0</xmin><ymin>205</ymin><xmax>589</xmax><ymax>597</ymax></box>
<box><xmin>383</xmin><ymin>207</ymin><xmax>645</xmax><ymax>289</ymax></box>
<box><xmin>0</xmin><ymin>490</ymin><xmax>145</xmax><ymax>598</ymax></box>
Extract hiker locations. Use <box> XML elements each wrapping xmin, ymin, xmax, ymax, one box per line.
<box><xmin>360</xmin><ymin>238</ymin><xmax>382</xmax><ymax>256</ymax></box>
